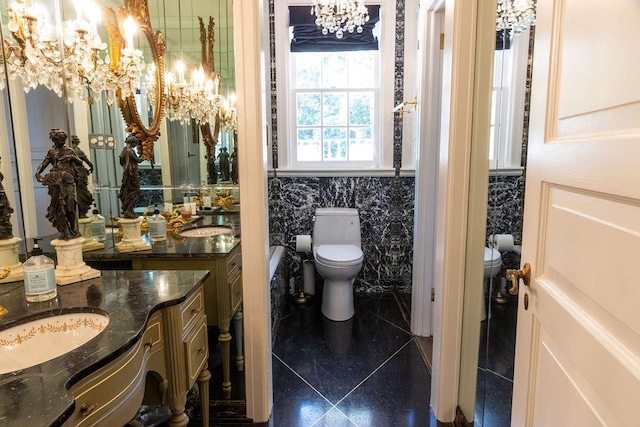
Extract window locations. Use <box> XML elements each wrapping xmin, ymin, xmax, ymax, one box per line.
<box><xmin>274</xmin><ymin>1</ymin><xmax>396</xmax><ymax>172</ymax></box>
<box><xmin>489</xmin><ymin>30</ymin><xmax>531</xmax><ymax>170</ymax></box>
<box><xmin>292</xmin><ymin>51</ymin><xmax>378</xmax><ymax>166</ymax></box>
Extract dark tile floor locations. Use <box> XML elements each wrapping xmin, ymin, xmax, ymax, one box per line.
<box><xmin>474</xmin><ymin>289</ymin><xmax>518</xmax><ymax>427</ymax></box>
<box><xmin>269</xmin><ymin>293</ymin><xmax>446</xmax><ymax>427</ymax></box>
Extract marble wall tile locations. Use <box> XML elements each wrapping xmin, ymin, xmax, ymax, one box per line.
<box><xmin>486</xmin><ymin>173</ymin><xmax>525</xmax><ymax>271</ymax></box>
<box><xmin>268</xmin><ymin>176</ymin><xmax>415</xmax><ymax>294</ymax></box>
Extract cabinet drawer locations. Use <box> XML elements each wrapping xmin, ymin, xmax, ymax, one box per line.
<box><xmin>229</xmin><ymin>270</ymin><xmax>242</xmax><ymax>313</ymax></box>
<box><xmin>226</xmin><ymin>248</ymin><xmax>241</xmax><ymax>276</ymax></box>
<box><xmin>65</xmin><ymin>319</ymin><xmax>162</xmax><ymax>426</ymax></box>
<box><xmin>185</xmin><ymin>320</ymin><xmax>208</xmax><ymax>384</ymax></box>
<box><xmin>180</xmin><ymin>288</ymin><xmax>204</xmax><ymax>332</ymax></box>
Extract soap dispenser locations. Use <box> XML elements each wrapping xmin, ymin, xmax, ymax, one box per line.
<box><xmin>90</xmin><ymin>204</ymin><xmax>106</xmax><ymax>242</ymax></box>
<box><xmin>149</xmin><ymin>204</ymin><xmax>167</xmax><ymax>242</ymax></box>
<box><xmin>23</xmin><ymin>238</ymin><xmax>57</xmax><ymax>302</ymax></box>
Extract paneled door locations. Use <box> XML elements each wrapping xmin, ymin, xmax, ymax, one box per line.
<box><xmin>512</xmin><ymin>0</ymin><xmax>640</xmax><ymax>425</ymax></box>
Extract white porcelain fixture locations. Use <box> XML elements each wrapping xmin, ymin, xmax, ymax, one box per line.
<box><xmin>178</xmin><ymin>225</ymin><xmax>233</xmax><ymax>238</ymax></box>
<box><xmin>0</xmin><ymin>312</ymin><xmax>109</xmax><ymax>374</ymax></box>
<box><xmin>312</xmin><ymin>208</ymin><xmax>363</xmax><ymax>321</ymax></box>
<box><xmin>481</xmin><ymin>247</ymin><xmax>502</xmax><ymax>321</ymax></box>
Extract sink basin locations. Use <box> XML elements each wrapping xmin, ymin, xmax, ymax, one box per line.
<box><xmin>178</xmin><ymin>225</ymin><xmax>233</xmax><ymax>238</ymax></box>
<box><xmin>0</xmin><ymin>312</ymin><xmax>109</xmax><ymax>374</ymax></box>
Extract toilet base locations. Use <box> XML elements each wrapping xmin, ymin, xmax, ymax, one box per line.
<box><xmin>321</xmin><ymin>279</ymin><xmax>355</xmax><ymax>322</ymax></box>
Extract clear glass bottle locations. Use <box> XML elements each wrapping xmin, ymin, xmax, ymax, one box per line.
<box><xmin>149</xmin><ymin>204</ymin><xmax>167</xmax><ymax>242</ymax></box>
<box><xmin>90</xmin><ymin>205</ymin><xmax>106</xmax><ymax>242</ymax></box>
<box><xmin>202</xmin><ymin>184</ymin><xmax>212</xmax><ymax>210</ymax></box>
<box><xmin>23</xmin><ymin>238</ymin><xmax>57</xmax><ymax>302</ymax></box>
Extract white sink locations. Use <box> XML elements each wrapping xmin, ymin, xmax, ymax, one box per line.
<box><xmin>178</xmin><ymin>226</ymin><xmax>233</xmax><ymax>238</ymax></box>
<box><xmin>0</xmin><ymin>312</ymin><xmax>109</xmax><ymax>374</ymax></box>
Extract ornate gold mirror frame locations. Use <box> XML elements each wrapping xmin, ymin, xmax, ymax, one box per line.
<box><xmin>105</xmin><ymin>0</ymin><xmax>166</xmax><ymax>162</ymax></box>
<box><xmin>199</xmin><ymin>16</ymin><xmax>222</xmax><ymax>175</ymax></box>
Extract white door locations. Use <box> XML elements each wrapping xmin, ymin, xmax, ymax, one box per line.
<box><xmin>512</xmin><ymin>0</ymin><xmax>640</xmax><ymax>425</ymax></box>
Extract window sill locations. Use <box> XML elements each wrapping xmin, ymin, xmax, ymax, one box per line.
<box><xmin>488</xmin><ymin>167</ymin><xmax>524</xmax><ymax>176</ymax></box>
<box><xmin>268</xmin><ymin>168</ymin><xmax>416</xmax><ymax>178</ymax></box>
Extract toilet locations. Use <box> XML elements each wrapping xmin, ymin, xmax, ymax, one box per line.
<box><xmin>312</xmin><ymin>208</ymin><xmax>364</xmax><ymax>321</ymax></box>
<box><xmin>481</xmin><ymin>246</ymin><xmax>502</xmax><ymax>321</ymax></box>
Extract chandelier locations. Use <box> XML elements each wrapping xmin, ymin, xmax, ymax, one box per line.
<box><xmin>2</xmin><ymin>0</ymin><xmax>145</xmax><ymax>104</ymax></box>
<box><xmin>496</xmin><ymin>0</ymin><xmax>536</xmax><ymax>34</ymax></box>
<box><xmin>146</xmin><ymin>60</ymin><xmax>224</xmax><ymax>126</ymax></box>
<box><xmin>311</xmin><ymin>0</ymin><xmax>369</xmax><ymax>39</ymax></box>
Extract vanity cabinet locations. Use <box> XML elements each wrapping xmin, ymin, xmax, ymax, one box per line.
<box><xmin>131</xmin><ymin>243</ymin><xmax>243</xmax><ymax>394</ymax></box>
<box><xmin>63</xmin><ymin>286</ymin><xmax>209</xmax><ymax>427</ymax></box>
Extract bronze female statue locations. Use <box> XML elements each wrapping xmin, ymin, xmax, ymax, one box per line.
<box><xmin>71</xmin><ymin>135</ymin><xmax>94</xmax><ymax>218</ymax></box>
<box><xmin>35</xmin><ymin>128</ymin><xmax>83</xmax><ymax>240</ymax></box>
<box><xmin>0</xmin><ymin>157</ymin><xmax>14</xmax><ymax>240</ymax></box>
<box><xmin>118</xmin><ymin>134</ymin><xmax>144</xmax><ymax>219</ymax></box>
<box><xmin>218</xmin><ymin>147</ymin><xmax>230</xmax><ymax>182</ymax></box>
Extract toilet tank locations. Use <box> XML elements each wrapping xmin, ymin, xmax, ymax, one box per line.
<box><xmin>312</xmin><ymin>208</ymin><xmax>361</xmax><ymax>248</ymax></box>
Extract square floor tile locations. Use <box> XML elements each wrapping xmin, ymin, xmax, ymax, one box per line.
<box><xmin>337</xmin><ymin>341</ymin><xmax>432</xmax><ymax>427</ymax></box>
<box><xmin>271</xmin><ymin>356</ymin><xmax>334</xmax><ymax>427</ymax></box>
<box><xmin>273</xmin><ymin>297</ymin><xmax>413</xmax><ymax>404</ymax></box>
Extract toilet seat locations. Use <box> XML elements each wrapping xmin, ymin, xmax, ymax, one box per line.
<box><xmin>316</xmin><ymin>244</ymin><xmax>363</xmax><ymax>267</ymax></box>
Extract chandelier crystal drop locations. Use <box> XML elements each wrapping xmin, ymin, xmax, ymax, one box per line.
<box><xmin>311</xmin><ymin>0</ymin><xmax>369</xmax><ymax>39</ymax></box>
<box><xmin>496</xmin><ymin>0</ymin><xmax>536</xmax><ymax>34</ymax></box>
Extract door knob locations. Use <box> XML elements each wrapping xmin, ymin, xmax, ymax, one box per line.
<box><xmin>506</xmin><ymin>263</ymin><xmax>531</xmax><ymax>295</ymax></box>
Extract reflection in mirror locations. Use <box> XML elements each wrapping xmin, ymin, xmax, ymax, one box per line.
<box><xmin>105</xmin><ymin>0</ymin><xmax>166</xmax><ymax>162</ymax></box>
<box><xmin>475</xmin><ymin>2</ymin><xmax>535</xmax><ymax>424</ymax></box>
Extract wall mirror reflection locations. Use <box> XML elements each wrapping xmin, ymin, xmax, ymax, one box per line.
<box><xmin>475</xmin><ymin>3</ymin><xmax>535</xmax><ymax>424</ymax></box>
<box><xmin>0</xmin><ymin>0</ymin><xmax>245</xmax><ymax>424</ymax></box>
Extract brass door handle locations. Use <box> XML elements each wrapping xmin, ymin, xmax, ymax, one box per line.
<box><xmin>506</xmin><ymin>263</ymin><xmax>531</xmax><ymax>295</ymax></box>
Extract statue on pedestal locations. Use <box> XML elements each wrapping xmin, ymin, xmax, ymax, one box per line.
<box><xmin>35</xmin><ymin>128</ymin><xmax>83</xmax><ymax>240</ymax></box>
<box><xmin>118</xmin><ymin>134</ymin><xmax>144</xmax><ymax>219</ymax></box>
<box><xmin>71</xmin><ymin>135</ymin><xmax>94</xmax><ymax>218</ymax></box>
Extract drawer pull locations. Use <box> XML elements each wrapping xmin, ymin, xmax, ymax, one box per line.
<box><xmin>190</xmin><ymin>308</ymin><xmax>200</xmax><ymax>315</ymax></box>
<box><xmin>144</xmin><ymin>341</ymin><xmax>154</xmax><ymax>350</ymax></box>
<box><xmin>80</xmin><ymin>403</ymin><xmax>98</xmax><ymax>418</ymax></box>
<box><xmin>197</xmin><ymin>347</ymin><xmax>206</xmax><ymax>354</ymax></box>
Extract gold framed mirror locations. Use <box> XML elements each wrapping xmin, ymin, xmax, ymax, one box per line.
<box><xmin>105</xmin><ymin>0</ymin><xmax>166</xmax><ymax>162</ymax></box>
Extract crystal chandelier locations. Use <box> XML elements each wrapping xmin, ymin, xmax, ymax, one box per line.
<box><xmin>311</xmin><ymin>0</ymin><xmax>369</xmax><ymax>39</ymax></box>
<box><xmin>2</xmin><ymin>0</ymin><xmax>145</xmax><ymax>104</ymax></box>
<box><xmin>496</xmin><ymin>0</ymin><xmax>536</xmax><ymax>34</ymax></box>
<box><xmin>146</xmin><ymin>60</ymin><xmax>224</xmax><ymax>125</ymax></box>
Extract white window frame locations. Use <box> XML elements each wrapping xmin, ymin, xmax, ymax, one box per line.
<box><xmin>490</xmin><ymin>28</ymin><xmax>531</xmax><ymax>170</ymax></box>
<box><xmin>274</xmin><ymin>0</ymin><xmax>397</xmax><ymax>173</ymax></box>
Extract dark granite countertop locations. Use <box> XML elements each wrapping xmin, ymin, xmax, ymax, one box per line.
<box><xmin>0</xmin><ymin>270</ymin><xmax>210</xmax><ymax>427</ymax></box>
<box><xmin>39</xmin><ymin>212</ymin><xmax>241</xmax><ymax>260</ymax></box>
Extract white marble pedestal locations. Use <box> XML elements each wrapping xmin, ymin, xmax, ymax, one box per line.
<box><xmin>115</xmin><ymin>217</ymin><xmax>151</xmax><ymax>253</ymax></box>
<box><xmin>78</xmin><ymin>218</ymin><xmax>105</xmax><ymax>252</ymax></box>
<box><xmin>0</xmin><ymin>237</ymin><xmax>24</xmax><ymax>284</ymax></box>
<box><xmin>51</xmin><ymin>237</ymin><xmax>101</xmax><ymax>285</ymax></box>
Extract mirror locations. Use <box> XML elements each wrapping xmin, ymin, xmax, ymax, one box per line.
<box><xmin>474</xmin><ymin>17</ymin><xmax>534</xmax><ymax>427</ymax></box>
<box><xmin>105</xmin><ymin>0</ymin><xmax>166</xmax><ymax>162</ymax></box>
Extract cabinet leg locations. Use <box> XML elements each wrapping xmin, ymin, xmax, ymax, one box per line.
<box><xmin>197</xmin><ymin>368</ymin><xmax>211</xmax><ymax>426</ymax></box>
<box><xmin>233</xmin><ymin>308</ymin><xmax>244</xmax><ymax>371</ymax></box>
<box><xmin>219</xmin><ymin>327</ymin><xmax>232</xmax><ymax>397</ymax></box>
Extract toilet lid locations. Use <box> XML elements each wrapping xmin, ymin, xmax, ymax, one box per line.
<box><xmin>316</xmin><ymin>244</ymin><xmax>363</xmax><ymax>266</ymax></box>
<box><xmin>484</xmin><ymin>247</ymin><xmax>501</xmax><ymax>263</ymax></box>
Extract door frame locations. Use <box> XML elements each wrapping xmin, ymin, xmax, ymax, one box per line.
<box><xmin>423</xmin><ymin>0</ymin><xmax>495</xmax><ymax>422</ymax></box>
<box><xmin>411</xmin><ymin>0</ymin><xmax>444</xmax><ymax>338</ymax></box>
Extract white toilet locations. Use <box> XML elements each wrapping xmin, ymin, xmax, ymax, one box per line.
<box><xmin>312</xmin><ymin>208</ymin><xmax>364</xmax><ymax>321</ymax></box>
<box><xmin>481</xmin><ymin>246</ymin><xmax>502</xmax><ymax>321</ymax></box>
